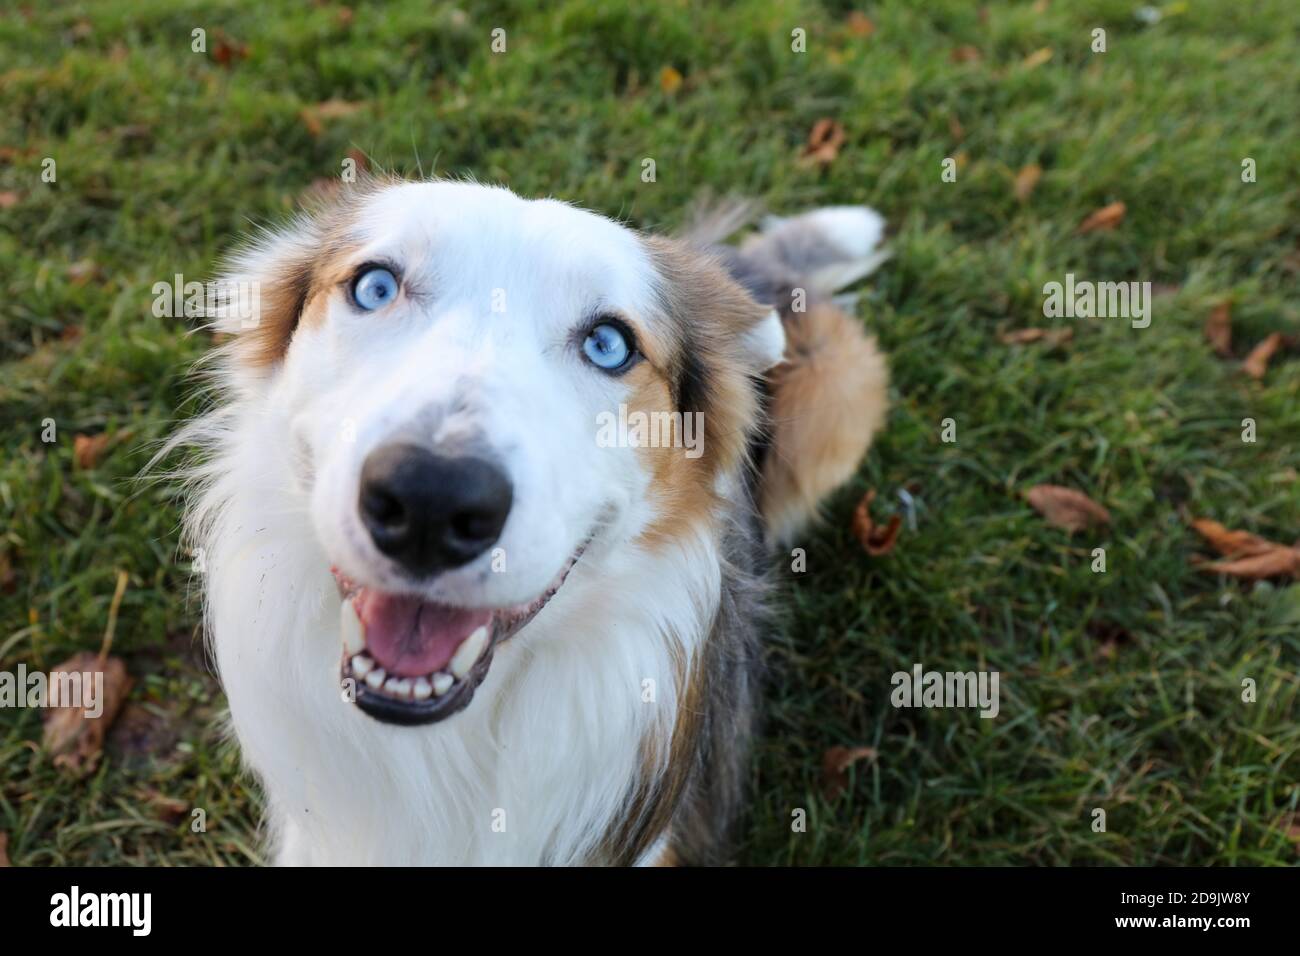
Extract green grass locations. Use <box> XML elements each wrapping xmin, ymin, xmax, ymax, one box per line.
<box><xmin>2</xmin><ymin>0</ymin><xmax>1298</xmax><ymax>866</ymax></box>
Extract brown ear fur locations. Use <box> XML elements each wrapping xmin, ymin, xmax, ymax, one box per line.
<box><xmin>221</xmin><ymin>174</ymin><xmax>401</xmax><ymax>368</ymax></box>
<box><xmin>636</xmin><ymin>236</ymin><xmax>774</xmax><ymax>547</ymax></box>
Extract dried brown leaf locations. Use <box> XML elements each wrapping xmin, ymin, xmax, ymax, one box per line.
<box><xmin>999</xmin><ymin>327</ymin><xmax>1072</xmax><ymax>347</ymax></box>
<box><xmin>1204</xmin><ymin>302</ymin><xmax>1232</xmax><ymax>357</ymax></box>
<box><xmin>299</xmin><ymin>99</ymin><xmax>363</xmax><ymax>138</ymax></box>
<box><xmin>41</xmin><ymin>652</ymin><xmax>132</xmax><ymax>775</ymax></box>
<box><xmin>846</xmin><ymin>12</ymin><xmax>875</xmax><ymax>37</ymax></box>
<box><xmin>823</xmin><ymin>745</ymin><xmax>878</xmax><ymax>798</ymax></box>
<box><xmin>800</xmin><ymin>118</ymin><xmax>846</xmax><ymax>167</ymax></box>
<box><xmin>73</xmin><ymin>432</ymin><xmax>111</xmax><ymax>469</ymax></box>
<box><xmin>212</xmin><ymin>34</ymin><xmax>249</xmax><ymax>68</ymax></box>
<box><xmin>851</xmin><ymin>489</ymin><xmax>902</xmax><ymax>556</ymax></box>
<box><xmin>0</xmin><ymin>191</ymin><xmax>19</xmax><ymax>209</ymax></box>
<box><xmin>1242</xmin><ymin>331</ymin><xmax>1291</xmax><ymax>380</ymax></box>
<box><xmin>1021</xmin><ymin>47</ymin><xmax>1053</xmax><ymax>69</ymax></box>
<box><xmin>1026</xmin><ymin>485</ymin><xmax>1111</xmax><ymax>533</ymax></box>
<box><xmin>143</xmin><ymin>790</ymin><xmax>190</xmax><ymax>825</ymax></box>
<box><xmin>1190</xmin><ymin>518</ymin><xmax>1277</xmax><ymax>559</ymax></box>
<box><xmin>658</xmin><ymin>65</ymin><xmax>683</xmax><ymax>95</ymax></box>
<box><xmin>1013</xmin><ymin>163</ymin><xmax>1042</xmax><ymax>202</ymax></box>
<box><xmin>1078</xmin><ymin>201</ymin><xmax>1126</xmax><ymax>234</ymax></box>
<box><xmin>1200</xmin><ymin>548</ymin><xmax>1300</xmax><ymax>580</ymax></box>
<box><xmin>951</xmin><ymin>45</ymin><xmax>981</xmax><ymax>63</ymax></box>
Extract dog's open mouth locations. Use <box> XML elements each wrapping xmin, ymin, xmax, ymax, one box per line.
<box><xmin>333</xmin><ymin>545</ymin><xmax>586</xmax><ymax>726</ymax></box>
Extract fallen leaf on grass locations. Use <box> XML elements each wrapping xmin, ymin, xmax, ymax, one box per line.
<box><xmin>1204</xmin><ymin>302</ymin><xmax>1232</xmax><ymax>357</ymax></box>
<box><xmin>1013</xmin><ymin>163</ymin><xmax>1042</xmax><ymax>201</ymax></box>
<box><xmin>0</xmin><ymin>191</ymin><xmax>19</xmax><ymax>209</ymax></box>
<box><xmin>1242</xmin><ymin>331</ymin><xmax>1295</xmax><ymax>380</ymax></box>
<box><xmin>658</xmin><ymin>65</ymin><xmax>683</xmax><ymax>95</ymax></box>
<box><xmin>950</xmin><ymin>45</ymin><xmax>981</xmax><ymax>63</ymax></box>
<box><xmin>299</xmin><ymin>99</ymin><xmax>363</xmax><ymax>138</ymax></box>
<box><xmin>212</xmin><ymin>34</ymin><xmax>249</xmax><ymax>68</ymax></box>
<box><xmin>1200</xmin><ymin>549</ymin><xmax>1300</xmax><ymax>580</ymax></box>
<box><xmin>999</xmin><ymin>327</ymin><xmax>1072</xmax><ymax>347</ymax></box>
<box><xmin>1026</xmin><ymin>485</ymin><xmax>1111</xmax><ymax>533</ymax></box>
<box><xmin>846</xmin><ymin>12</ymin><xmax>875</xmax><ymax>37</ymax></box>
<box><xmin>948</xmin><ymin>115</ymin><xmax>965</xmax><ymax>142</ymax></box>
<box><xmin>800</xmin><ymin>118</ymin><xmax>846</xmax><ymax>168</ymax></box>
<box><xmin>41</xmin><ymin>652</ymin><xmax>133</xmax><ymax>775</ymax></box>
<box><xmin>1191</xmin><ymin>518</ymin><xmax>1277</xmax><ymax>559</ymax></box>
<box><xmin>823</xmin><ymin>745</ymin><xmax>877</xmax><ymax>798</ymax></box>
<box><xmin>142</xmin><ymin>790</ymin><xmax>190</xmax><ymax>825</ymax></box>
<box><xmin>851</xmin><ymin>489</ymin><xmax>902</xmax><ymax>556</ymax></box>
<box><xmin>1191</xmin><ymin>518</ymin><xmax>1300</xmax><ymax>580</ymax></box>
<box><xmin>1021</xmin><ymin>47</ymin><xmax>1053</xmax><ymax>69</ymax></box>
<box><xmin>1078</xmin><ymin>201</ymin><xmax>1126</xmax><ymax>234</ymax></box>
<box><xmin>73</xmin><ymin>432</ymin><xmax>111</xmax><ymax>469</ymax></box>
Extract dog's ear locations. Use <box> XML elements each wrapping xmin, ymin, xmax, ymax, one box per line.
<box><xmin>214</xmin><ymin>221</ymin><xmax>325</xmax><ymax>369</ymax></box>
<box><xmin>639</xmin><ymin>235</ymin><xmax>784</xmax><ymax>479</ymax></box>
<box><xmin>642</xmin><ymin>235</ymin><xmax>785</xmax><ymax>375</ymax></box>
<box><xmin>212</xmin><ymin>178</ymin><xmax>394</xmax><ymax>369</ymax></box>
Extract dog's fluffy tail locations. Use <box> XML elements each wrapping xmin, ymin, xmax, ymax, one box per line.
<box><xmin>700</xmin><ymin>204</ymin><xmax>891</xmax><ymax>545</ymax></box>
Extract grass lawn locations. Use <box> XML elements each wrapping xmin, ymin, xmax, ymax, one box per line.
<box><xmin>2</xmin><ymin>0</ymin><xmax>1298</xmax><ymax>866</ymax></box>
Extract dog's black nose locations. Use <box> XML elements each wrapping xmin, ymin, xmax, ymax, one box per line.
<box><xmin>359</xmin><ymin>444</ymin><xmax>513</xmax><ymax>576</ymax></box>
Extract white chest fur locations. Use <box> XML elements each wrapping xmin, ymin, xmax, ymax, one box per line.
<box><xmin>203</xmin><ymin>474</ymin><xmax>719</xmax><ymax>865</ymax></box>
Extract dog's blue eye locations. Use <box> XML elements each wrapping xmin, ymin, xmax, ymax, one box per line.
<box><xmin>582</xmin><ymin>323</ymin><xmax>632</xmax><ymax>371</ymax></box>
<box><xmin>352</xmin><ymin>267</ymin><xmax>399</xmax><ymax>311</ymax></box>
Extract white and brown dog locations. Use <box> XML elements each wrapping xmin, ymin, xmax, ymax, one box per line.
<box><xmin>176</xmin><ymin>178</ymin><xmax>889</xmax><ymax>865</ymax></box>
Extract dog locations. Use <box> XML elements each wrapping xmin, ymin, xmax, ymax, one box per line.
<box><xmin>174</xmin><ymin>178</ymin><xmax>889</xmax><ymax>865</ymax></box>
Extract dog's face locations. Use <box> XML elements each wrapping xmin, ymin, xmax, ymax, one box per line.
<box><xmin>219</xmin><ymin>180</ymin><xmax>782</xmax><ymax>725</ymax></box>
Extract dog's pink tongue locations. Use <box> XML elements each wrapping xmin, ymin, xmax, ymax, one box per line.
<box><xmin>353</xmin><ymin>590</ymin><xmax>490</xmax><ymax>677</ymax></box>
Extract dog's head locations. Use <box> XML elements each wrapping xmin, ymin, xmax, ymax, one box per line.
<box><xmin>213</xmin><ymin>179</ymin><xmax>784</xmax><ymax>725</ymax></box>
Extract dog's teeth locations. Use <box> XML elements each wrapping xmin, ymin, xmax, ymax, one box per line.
<box><xmin>365</xmin><ymin>668</ymin><xmax>387</xmax><ymax>690</ymax></box>
<box><xmin>386</xmin><ymin>677</ymin><xmax>412</xmax><ymax>698</ymax></box>
<box><xmin>450</xmin><ymin>626</ymin><xmax>488</xmax><ymax>678</ymax></box>
<box><xmin>432</xmin><ymin>672</ymin><xmax>454</xmax><ymax>697</ymax></box>
<box><xmin>340</xmin><ymin>598</ymin><xmax>365</xmax><ymax>655</ymax></box>
<box><xmin>412</xmin><ymin>677</ymin><xmax>433</xmax><ymax>700</ymax></box>
<box><xmin>351</xmin><ymin>653</ymin><xmax>374</xmax><ymax>678</ymax></box>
